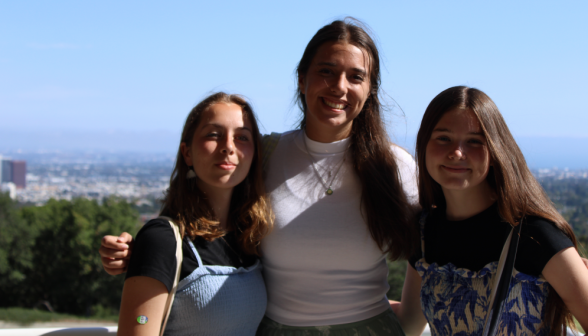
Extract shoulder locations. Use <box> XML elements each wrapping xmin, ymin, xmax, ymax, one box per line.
<box><xmin>521</xmin><ymin>216</ymin><xmax>574</xmax><ymax>252</ymax></box>
<box><xmin>389</xmin><ymin>144</ymin><xmax>415</xmax><ymax>166</ymax></box>
<box><xmin>136</xmin><ymin>218</ymin><xmax>176</xmax><ymax>244</ymax></box>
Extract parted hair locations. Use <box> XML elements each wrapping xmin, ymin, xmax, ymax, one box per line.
<box><xmin>161</xmin><ymin>92</ymin><xmax>272</xmax><ymax>256</ymax></box>
<box><xmin>415</xmin><ymin>86</ymin><xmax>580</xmax><ymax>336</ymax></box>
<box><xmin>296</xmin><ymin>18</ymin><xmax>418</xmax><ymax>260</ymax></box>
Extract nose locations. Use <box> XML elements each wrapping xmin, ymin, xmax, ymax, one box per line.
<box><xmin>330</xmin><ymin>73</ymin><xmax>349</xmax><ymax>95</ymax></box>
<box><xmin>220</xmin><ymin>135</ymin><xmax>235</xmax><ymax>155</ymax></box>
<box><xmin>448</xmin><ymin>144</ymin><xmax>465</xmax><ymax>160</ymax></box>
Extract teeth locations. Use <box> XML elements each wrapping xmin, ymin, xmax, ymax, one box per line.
<box><xmin>323</xmin><ymin>99</ymin><xmax>346</xmax><ymax>110</ymax></box>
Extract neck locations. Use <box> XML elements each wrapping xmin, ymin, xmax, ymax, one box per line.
<box><xmin>442</xmin><ymin>182</ymin><xmax>495</xmax><ymax>221</ymax></box>
<box><xmin>305</xmin><ymin>121</ymin><xmax>352</xmax><ymax>143</ymax></box>
<box><xmin>196</xmin><ymin>180</ymin><xmax>233</xmax><ymax>229</ymax></box>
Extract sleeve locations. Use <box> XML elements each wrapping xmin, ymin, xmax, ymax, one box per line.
<box><xmin>515</xmin><ymin>217</ymin><xmax>575</xmax><ymax>276</ymax></box>
<box><xmin>390</xmin><ymin>145</ymin><xmax>419</xmax><ymax>205</ymax></box>
<box><xmin>125</xmin><ymin>218</ymin><xmax>178</xmax><ymax>292</ymax></box>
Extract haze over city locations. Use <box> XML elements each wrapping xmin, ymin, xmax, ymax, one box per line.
<box><xmin>1</xmin><ymin>1</ymin><xmax>587</xmax><ymax>168</ymax></box>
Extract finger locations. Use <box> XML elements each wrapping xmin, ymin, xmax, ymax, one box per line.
<box><xmin>101</xmin><ymin>256</ymin><xmax>129</xmax><ymax>269</ymax></box>
<box><xmin>101</xmin><ymin>235</ymin><xmax>130</xmax><ymax>251</ymax></box>
<box><xmin>117</xmin><ymin>232</ymin><xmax>134</xmax><ymax>245</ymax></box>
<box><xmin>99</xmin><ymin>246</ymin><xmax>130</xmax><ymax>259</ymax></box>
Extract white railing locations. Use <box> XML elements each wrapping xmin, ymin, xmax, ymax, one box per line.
<box><xmin>0</xmin><ymin>326</ymin><xmax>117</xmax><ymax>336</ymax></box>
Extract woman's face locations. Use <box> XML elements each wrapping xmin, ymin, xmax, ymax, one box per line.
<box><xmin>180</xmin><ymin>103</ymin><xmax>254</xmax><ymax>194</ymax></box>
<box><xmin>425</xmin><ymin>108</ymin><xmax>492</xmax><ymax>194</ymax></box>
<box><xmin>299</xmin><ymin>42</ymin><xmax>371</xmax><ymax>141</ymax></box>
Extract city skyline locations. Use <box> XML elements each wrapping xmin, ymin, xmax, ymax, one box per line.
<box><xmin>1</xmin><ymin>1</ymin><xmax>587</xmax><ymax>165</ymax></box>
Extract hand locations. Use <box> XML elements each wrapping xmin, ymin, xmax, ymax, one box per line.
<box><xmin>99</xmin><ymin>232</ymin><xmax>133</xmax><ymax>275</ymax></box>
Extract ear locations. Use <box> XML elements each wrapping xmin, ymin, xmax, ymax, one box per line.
<box><xmin>180</xmin><ymin>142</ymin><xmax>193</xmax><ymax>167</ymax></box>
<box><xmin>298</xmin><ymin>74</ymin><xmax>306</xmax><ymax>95</ymax></box>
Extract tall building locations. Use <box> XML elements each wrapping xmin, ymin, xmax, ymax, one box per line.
<box><xmin>12</xmin><ymin>161</ymin><xmax>26</xmax><ymax>189</ymax></box>
<box><xmin>1</xmin><ymin>159</ymin><xmax>12</xmax><ymax>183</ymax></box>
<box><xmin>0</xmin><ymin>156</ymin><xmax>27</xmax><ymax>188</ymax></box>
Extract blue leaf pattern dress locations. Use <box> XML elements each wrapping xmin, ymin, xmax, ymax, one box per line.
<box><xmin>415</xmin><ymin>212</ymin><xmax>552</xmax><ymax>336</ymax></box>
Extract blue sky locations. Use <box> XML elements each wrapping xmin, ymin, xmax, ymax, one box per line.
<box><xmin>1</xmin><ymin>1</ymin><xmax>587</xmax><ymax>166</ymax></box>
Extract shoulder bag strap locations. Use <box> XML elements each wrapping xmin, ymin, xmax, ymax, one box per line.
<box><xmin>158</xmin><ymin>216</ymin><xmax>183</xmax><ymax>336</ymax></box>
<box><xmin>261</xmin><ymin>132</ymin><xmax>281</xmax><ymax>175</ymax></box>
<box><xmin>482</xmin><ymin>221</ymin><xmax>522</xmax><ymax>336</ymax></box>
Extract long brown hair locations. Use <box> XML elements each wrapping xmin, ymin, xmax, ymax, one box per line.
<box><xmin>296</xmin><ymin>18</ymin><xmax>418</xmax><ymax>260</ymax></box>
<box><xmin>161</xmin><ymin>92</ymin><xmax>272</xmax><ymax>255</ymax></box>
<box><xmin>415</xmin><ymin>86</ymin><xmax>580</xmax><ymax>335</ymax></box>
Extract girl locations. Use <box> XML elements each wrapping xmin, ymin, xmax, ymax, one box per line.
<box><xmin>409</xmin><ymin>86</ymin><xmax>588</xmax><ymax>335</ymax></box>
<box><xmin>102</xmin><ymin>19</ymin><xmax>423</xmax><ymax>335</ymax></box>
<box><xmin>117</xmin><ymin>92</ymin><xmax>273</xmax><ymax>336</ymax></box>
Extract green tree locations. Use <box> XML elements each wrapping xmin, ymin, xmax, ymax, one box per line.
<box><xmin>1</xmin><ymin>196</ymin><xmax>140</xmax><ymax>316</ymax></box>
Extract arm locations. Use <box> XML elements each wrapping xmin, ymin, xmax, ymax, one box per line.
<box><xmin>99</xmin><ymin>232</ymin><xmax>133</xmax><ymax>275</ymax></box>
<box><xmin>542</xmin><ymin>247</ymin><xmax>588</xmax><ymax>331</ymax></box>
<box><xmin>391</xmin><ymin>262</ymin><xmax>427</xmax><ymax>336</ymax></box>
<box><xmin>118</xmin><ymin>276</ymin><xmax>169</xmax><ymax>336</ymax></box>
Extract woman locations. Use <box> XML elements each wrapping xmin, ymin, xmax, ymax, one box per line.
<box><xmin>102</xmin><ymin>19</ymin><xmax>424</xmax><ymax>335</ymax></box>
<box><xmin>117</xmin><ymin>92</ymin><xmax>273</xmax><ymax>336</ymax></box>
<box><xmin>408</xmin><ymin>86</ymin><xmax>588</xmax><ymax>334</ymax></box>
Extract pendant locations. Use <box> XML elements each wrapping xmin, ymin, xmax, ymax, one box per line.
<box><xmin>326</xmin><ymin>188</ymin><xmax>333</xmax><ymax>195</ymax></box>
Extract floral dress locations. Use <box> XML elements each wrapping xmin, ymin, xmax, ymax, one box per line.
<box><xmin>413</xmin><ymin>208</ymin><xmax>563</xmax><ymax>336</ymax></box>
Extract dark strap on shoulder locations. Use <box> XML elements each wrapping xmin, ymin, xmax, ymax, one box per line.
<box><xmin>482</xmin><ymin>222</ymin><xmax>522</xmax><ymax>336</ymax></box>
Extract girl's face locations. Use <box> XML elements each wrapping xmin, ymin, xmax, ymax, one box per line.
<box><xmin>299</xmin><ymin>42</ymin><xmax>371</xmax><ymax>140</ymax></box>
<box><xmin>180</xmin><ymin>103</ymin><xmax>254</xmax><ymax>194</ymax></box>
<box><xmin>425</xmin><ymin>108</ymin><xmax>492</xmax><ymax>194</ymax></box>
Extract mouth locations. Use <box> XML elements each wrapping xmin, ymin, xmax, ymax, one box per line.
<box><xmin>216</xmin><ymin>162</ymin><xmax>237</xmax><ymax>170</ymax></box>
<box><xmin>322</xmin><ymin>97</ymin><xmax>347</xmax><ymax>110</ymax></box>
<box><xmin>442</xmin><ymin>165</ymin><xmax>470</xmax><ymax>173</ymax></box>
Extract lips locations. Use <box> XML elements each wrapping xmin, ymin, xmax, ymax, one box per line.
<box><xmin>322</xmin><ymin>97</ymin><xmax>347</xmax><ymax>110</ymax></box>
<box><xmin>442</xmin><ymin>165</ymin><xmax>469</xmax><ymax>173</ymax></box>
<box><xmin>216</xmin><ymin>162</ymin><xmax>237</xmax><ymax>170</ymax></box>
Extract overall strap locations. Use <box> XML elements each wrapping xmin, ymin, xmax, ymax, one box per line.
<box><xmin>157</xmin><ymin>216</ymin><xmax>184</xmax><ymax>336</ymax></box>
<box><xmin>186</xmin><ymin>238</ymin><xmax>204</xmax><ymax>267</ymax></box>
<box><xmin>262</xmin><ymin>132</ymin><xmax>281</xmax><ymax>174</ymax></box>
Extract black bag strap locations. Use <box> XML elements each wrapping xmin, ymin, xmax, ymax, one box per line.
<box><xmin>482</xmin><ymin>221</ymin><xmax>522</xmax><ymax>336</ymax></box>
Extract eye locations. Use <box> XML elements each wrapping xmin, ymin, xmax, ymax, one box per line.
<box><xmin>206</xmin><ymin>132</ymin><xmax>220</xmax><ymax>138</ymax></box>
<box><xmin>318</xmin><ymin>68</ymin><xmax>332</xmax><ymax>75</ymax></box>
<box><xmin>435</xmin><ymin>135</ymin><xmax>450</xmax><ymax>142</ymax></box>
<box><xmin>352</xmin><ymin>74</ymin><xmax>365</xmax><ymax>82</ymax></box>
<box><xmin>468</xmin><ymin>138</ymin><xmax>484</xmax><ymax>145</ymax></box>
<box><xmin>235</xmin><ymin>134</ymin><xmax>250</xmax><ymax>142</ymax></box>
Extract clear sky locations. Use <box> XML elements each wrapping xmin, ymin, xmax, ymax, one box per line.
<box><xmin>1</xmin><ymin>1</ymin><xmax>587</xmax><ymax>159</ymax></box>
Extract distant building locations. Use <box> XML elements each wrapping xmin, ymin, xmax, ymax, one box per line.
<box><xmin>0</xmin><ymin>155</ymin><xmax>27</xmax><ymax>189</ymax></box>
<box><xmin>12</xmin><ymin>161</ymin><xmax>26</xmax><ymax>189</ymax></box>
<box><xmin>1</xmin><ymin>159</ymin><xmax>12</xmax><ymax>183</ymax></box>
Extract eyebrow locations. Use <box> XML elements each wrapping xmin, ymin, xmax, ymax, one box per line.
<box><xmin>432</xmin><ymin>127</ymin><xmax>484</xmax><ymax>136</ymax></box>
<box><xmin>317</xmin><ymin>61</ymin><xmax>367</xmax><ymax>75</ymax></box>
<box><xmin>205</xmin><ymin>123</ymin><xmax>252</xmax><ymax>133</ymax></box>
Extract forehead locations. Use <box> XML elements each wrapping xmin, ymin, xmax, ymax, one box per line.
<box><xmin>199</xmin><ymin>103</ymin><xmax>251</xmax><ymax>128</ymax></box>
<box><xmin>312</xmin><ymin>42</ymin><xmax>370</xmax><ymax>71</ymax></box>
<box><xmin>435</xmin><ymin>108</ymin><xmax>482</xmax><ymax>132</ymax></box>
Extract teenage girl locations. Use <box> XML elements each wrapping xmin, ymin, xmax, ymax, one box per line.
<box><xmin>116</xmin><ymin>92</ymin><xmax>273</xmax><ymax>336</ymax></box>
<box><xmin>406</xmin><ymin>86</ymin><xmax>588</xmax><ymax>335</ymax></box>
<box><xmin>102</xmin><ymin>19</ymin><xmax>423</xmax><ymax>335</ymax></box>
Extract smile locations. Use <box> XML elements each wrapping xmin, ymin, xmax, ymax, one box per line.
<box><xmin>322</xmin><ymin>98</ymin><xmax>347</xmax><ymax>110</ymax></box>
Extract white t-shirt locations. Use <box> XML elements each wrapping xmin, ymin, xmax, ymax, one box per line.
<box><xmin>261</xmin><ymin>130</ymin><xmax>418</xmax><ymax>326</ymax></box>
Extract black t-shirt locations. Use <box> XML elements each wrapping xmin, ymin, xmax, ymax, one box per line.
<box><xmin>126</xmin><ymin>218</ymin><xmax>258</xmax><ymax>292</ymax></box>
<box><xmin>409</xmin><ymin>203</ymin><xmax>574</xmax><ymax>276</ymax></box>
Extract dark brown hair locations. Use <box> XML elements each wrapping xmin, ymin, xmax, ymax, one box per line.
<box><xmin>161</xmin><ymin>92</ymin><xmax>272</xmax><ymax>255</ymax></box>
<box><xmin>415</xmin><ymin>86</ymin><xmax>580</xmax><ymax>335</ymax></box>
<box><xmin>296</xmin><ymin>18</ymin><xmax>418</xmax><ymax>260</ymax></box>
